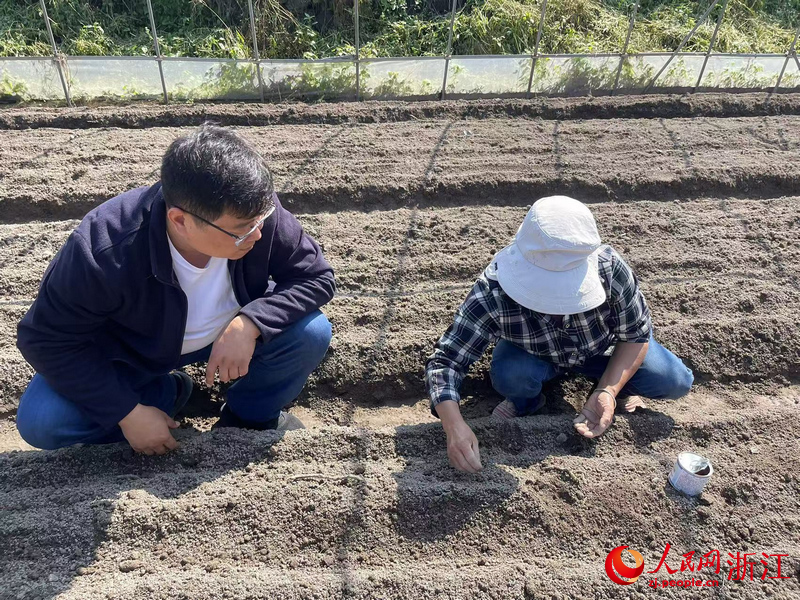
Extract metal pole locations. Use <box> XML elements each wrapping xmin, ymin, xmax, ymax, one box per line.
<box><xmin>354</xmin><ymin>0</ymin><xmax>360</xmax><ymax>101</ymax></box>
<box><xmin>526</xmin><ymin>0</ymin><xmax>548</xmax><ymax>98</ymax></box>
<box><xmin>693</xmin><ymin>0</ymin><xmax>727</xmax><ymax>92</ymax></box>
<box><xmin>39</xmin><ymin>0</ymin><xmax>72</xmax><ymax>106</ymax></box>
<box><xmin>771</xmin><ymin>29</ymin><xmax>798</xmax><ymax>94</ymax></box>
<box><xmin>441</xmin><ymin>0</ymin><xmax>457</xmax><ymax>100</ymax></box>
<box><xmin>248</xmin><ymin>0</ymin><xmax>266</xmax><ymax>102</ymax></box>
<box><xmin>612</xmin><ymin>2</ymin><xmax>639</xmax><ymax>95</ymax></box>
<box><xmin>643</xmin><ymin>0</ymin><xmax>721</xmax><ymax>94</ymax></box>
<box><xmin>145</xmin><ymin>0</ymin><xmax>169</xmax><ymax>104</ymax></box>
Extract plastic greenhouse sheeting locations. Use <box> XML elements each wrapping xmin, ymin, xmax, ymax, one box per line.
<box><xmin>0</xmin><ymin>58</ymin><xmax>63</xmax><ymax>101</ymax></box>
<box><xmin>696</xmin><ymin>54</ymin><xmax>800</xmax><ymax>91</ymax></box>
<box><xmin>1</xmin><ymin>54</ymin><xmax>798</xmax><ymax>102</ymax></box>
<box><xmin>529</xmin><ymin>55</ymin><xmax>621</xmax><ymax>95</ymax></box>
<box><xmin>360</xmin><ymin>58</ymin><xmax>445</xmax><ymax>100</ymax></box>
<box><xmin>65</xmin><ymin>58</ymin><xmax>164</xmax><ymax>101</ymax></box>
<box><xmin>261</xmin><ymin>59</ymin><xmax>357</xmax><ymax>101</ymax></box>
<box><xmin>163</xmin><ymin>59</ymin><xmax>260</xmax><ymax>101</ymax></box>
<box><xmin>445</xmin><ymin>56</ymin><xmax>530</xmax><ymax>97</ymax></box>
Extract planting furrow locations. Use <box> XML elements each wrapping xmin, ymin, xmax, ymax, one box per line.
<box><xmin>1</xmin><ymin>94</ymin><xmax>800</xmax><ymax>131</ymax></box>
<box><xmin>1</xmin><ymin>391</ymin><xmax>799</xmax><ymax>599</ymax></box>
<box><xmin>1</xmin><ymin>198</ymin><xmax>798</xmax><ymax>415</ymax></box>
<box><xmin>1</xmin><ymin>116</ymin><xmax>800</xmax><ymax>221</ymax></box>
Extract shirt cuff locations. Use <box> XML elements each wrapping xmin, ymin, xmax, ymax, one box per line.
<box><xmin>430</xmin><ymin>397</ymin><xmax>460</xmax><ymax>419</ymax></box>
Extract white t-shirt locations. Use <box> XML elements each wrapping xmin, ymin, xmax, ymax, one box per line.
<box><xmin>168</xmin><ymin>237</ymin><xmax>241</xmax><ymax>355</ymax></box>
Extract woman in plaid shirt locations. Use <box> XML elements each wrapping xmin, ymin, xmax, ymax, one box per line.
<box><xmin>425</xmin><ymin>196</ymin><xmax>693</xmax><ymax>473</ymax></box>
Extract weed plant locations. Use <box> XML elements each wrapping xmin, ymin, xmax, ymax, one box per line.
<box><xmin>2</xmin><ymin>0</ymin><xmax>798</xmax><ymax>102</ymax></box>
<box><xmin>1</xmin><ymin>0</ymin><xmax>797</xmax><ymax>59</ymax></box>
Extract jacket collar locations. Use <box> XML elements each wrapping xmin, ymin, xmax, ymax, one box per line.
<box><xmin>148</xmin><ymin>183</ymin><xmax>177</xmax><ymax>285</ymax></box>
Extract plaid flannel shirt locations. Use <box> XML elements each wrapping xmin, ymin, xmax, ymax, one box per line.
<box><xmin>425</xmin><ymin>245</ymin><xmax>652</xmax><ymax>413</ymax></box>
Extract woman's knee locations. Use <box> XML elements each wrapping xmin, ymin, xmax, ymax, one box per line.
<box><xmin>635</xmin><ymin>340</ymin><xmax>694</xmax><ymax>400</ymax></box>
<box><xmin>490</xmin><ymin>342</ymin><xmax>549</xmax><ymax>398</ymax></box>
<box><xmin>489</xmin><ymin>360</ymin><xmax>517</xmax><ymax>397</ymax></box>
<box><xmin>668</xmin><ymin>366</ymin><xmax>694</xmax><ymax>399</ymax></box>
<box><xmin>640</xmin><ymin>365</ymin><xmax>694</xmax><ymax>400</ymax></box>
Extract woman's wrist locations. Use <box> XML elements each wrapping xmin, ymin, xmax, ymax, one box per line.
<box><xmin>435</xmin><ymin>400</ymin><xmax>464</xmax><ymax>433</ymax></box>
<box><xmin>597</xmin><ymin>386</ymin><xmax>617</xmax><ymax>399</ymax></box>
<box><xmin>596</xmin><ymin>386</ymin><xmax>618</xmax><ymax>409</ymax></box>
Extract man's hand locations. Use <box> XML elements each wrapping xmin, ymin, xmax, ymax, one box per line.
<box><xmin>436</xmin><ymin>401</ymin><xmax>483</xmax><ymax>473</ymax></box>
<box><xmin>573</xmin><ymin>388</ymin><xmax>616</xmax><ymax>438</ymax></box>
<box><xmin>206</xmin><ymin>315</ymin><xmax>259</xmax><ymax>387</ymax></box>
<box><xmin>119</xmin><ymin>404</ymin><xmax>180</xmax><ymax>455</ymax></box>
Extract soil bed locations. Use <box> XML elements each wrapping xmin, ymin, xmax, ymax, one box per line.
<box><xmin>1</xmin><ymin>95</ymin><xmax>799</xmax><ymax>600</ymax></box>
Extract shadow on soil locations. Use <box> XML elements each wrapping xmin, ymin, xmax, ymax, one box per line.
<box><xmin>0</xmin><ymin>423</ymin><xmax>283</xmax><ymax>599</ymax></box>
<box><xmin>391</xmin><ymin>400</ymin><xmax>676</xmax><ymax>542</ymax></box>
<box><xmin>0</xmin><ymin>374</ymin><xmax>676</xmax><ymax>600</ymax></box>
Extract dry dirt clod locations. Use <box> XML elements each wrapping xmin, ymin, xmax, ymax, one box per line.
<box><xmin>117</xmin><ymin>560</ymin><xmax>143</xmax><ymax>573</ymax></box>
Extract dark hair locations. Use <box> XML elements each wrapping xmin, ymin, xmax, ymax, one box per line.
<box><xmin>160</xmin><ymin>124</ymin><xmax>274</xmax><ymax>222</ymax></box>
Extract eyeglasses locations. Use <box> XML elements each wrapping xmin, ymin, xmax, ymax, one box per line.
<box><xmin>173</xmin><ymin>196</ymin><xmax>276</xmax><ymax>247</ymax></box>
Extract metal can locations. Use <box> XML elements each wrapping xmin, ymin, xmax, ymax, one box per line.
<box><xmin>668</xmin><ymin>452</ymin><xmax>713</xmax><ymax>496</ymax></box>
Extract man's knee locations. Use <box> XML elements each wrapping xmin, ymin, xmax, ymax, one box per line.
<box><xmin>301</xmin><ymin>312</ymin><xmax>332</xmax><ymax>364</ymax></box>
<box><xmin>16</xmin><ymin>394</ymin><xmax>60</xmax><ymax>450</ymax></box>
<box><xmin>15</xmin><ymin>375</ymin><xmax>103</xmax><ymax>450</ymax></box>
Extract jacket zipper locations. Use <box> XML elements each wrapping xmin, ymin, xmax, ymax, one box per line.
<box><xmin>159</xmin><ymin>275</ymin><xmax>189</xmax><ymax>367</ymax></box>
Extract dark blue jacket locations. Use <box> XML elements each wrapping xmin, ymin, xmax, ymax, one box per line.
<box><xmin>17</xmin><ymin>183</ymin><xmax>335</xmax><ymax>427</ymax></box>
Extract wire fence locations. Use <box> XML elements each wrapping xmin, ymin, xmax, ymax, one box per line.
<box><xmin>1</xmin><ymin>0</ymin><xmax>798</xmax><ymax>105</ymax></box>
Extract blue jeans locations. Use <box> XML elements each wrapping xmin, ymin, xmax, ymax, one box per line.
<box><xmin>489</xmin><ymin>334</ymin><xmax>694</xmax><ymax>415</ymax></box>
<box><xmin>16</xmin><ymin>310</ymin><xmax>332</xmax><ymax>449</ymax></box>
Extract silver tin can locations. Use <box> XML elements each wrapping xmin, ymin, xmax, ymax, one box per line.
<box><xmin>668</xmin><ymin>452</ymin><xmax>713</xmax><ymax>496</ymax></box>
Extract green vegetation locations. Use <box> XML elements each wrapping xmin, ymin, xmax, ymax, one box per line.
<box><xmin>1</xmin><ymin>0</ymin><xmax>797</xmax><ymax>59</ymax></box>
<box><xmin>0</xmin><ymin>73</ymin><xmax>28</xmax><ymax>99</ymax></box>
<box><xmin>2</xmin><ymin>0</ymin><xmax>798</xmax><ymax>102</ymax></box>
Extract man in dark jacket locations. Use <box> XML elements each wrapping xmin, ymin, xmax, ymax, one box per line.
<box><xmin>16</xmin><ymin>125</ymin><xmax>335</xmax><ymax>454</ymax></box>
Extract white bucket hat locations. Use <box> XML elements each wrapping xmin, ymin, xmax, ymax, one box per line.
<box><xmin>491</xmin><ymin>196</ymin><xmax>606</xmax><ymax>315</ymax></box>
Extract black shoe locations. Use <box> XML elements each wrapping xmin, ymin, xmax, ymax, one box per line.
<box><xmin>171</xmin><ymin>371</ymin><xmax>194</xmax><ymax>418</ymax></box>
<box><xmin>214</xmin><ymin>403</ymin><xmax>305</xmax><ymax>431</ymax></box>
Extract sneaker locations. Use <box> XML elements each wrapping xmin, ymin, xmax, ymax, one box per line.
<box><xmin>171</xmin><ymin>371</ymin><xmax>194</xmax><ymax>417</ymax></box>
<box><xmin>491</xmin><ymin>393</ymin><xmax>546</xmax><ymax>420</ymax></box>
<box><xmin>491</xmin><ymin>399</ymin><xmax>519</xmax><ymax>420</ymax></box>
<box><xmin>214</xmin><ymin>403</ymin><xmax>306</xmax><ymax>431</ymax></box>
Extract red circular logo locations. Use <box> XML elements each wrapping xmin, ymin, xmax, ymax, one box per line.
<box><xmin>605</xmin><ymin>545</ymin><xmax>645</xmax><ymax>585</ymax></box>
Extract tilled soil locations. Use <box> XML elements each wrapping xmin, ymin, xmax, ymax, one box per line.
<box><xmin>4</xmin><ymin>109</ymin><xmax>800</xmax><ymax>221</ymax></box>
<box><xmin>2</xmin><ymin>93</ymin><xmax>800</xmax><ymax>131</ymax></box>
<box><xmin>1</xmin><ymin>96</ymin><xmax>799</xmax><ymax>600</ymax></box>
<box><xmin>2</xmin><ymin>199</ymin><xmax>799</xmax><ymax>416</ymax></box>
